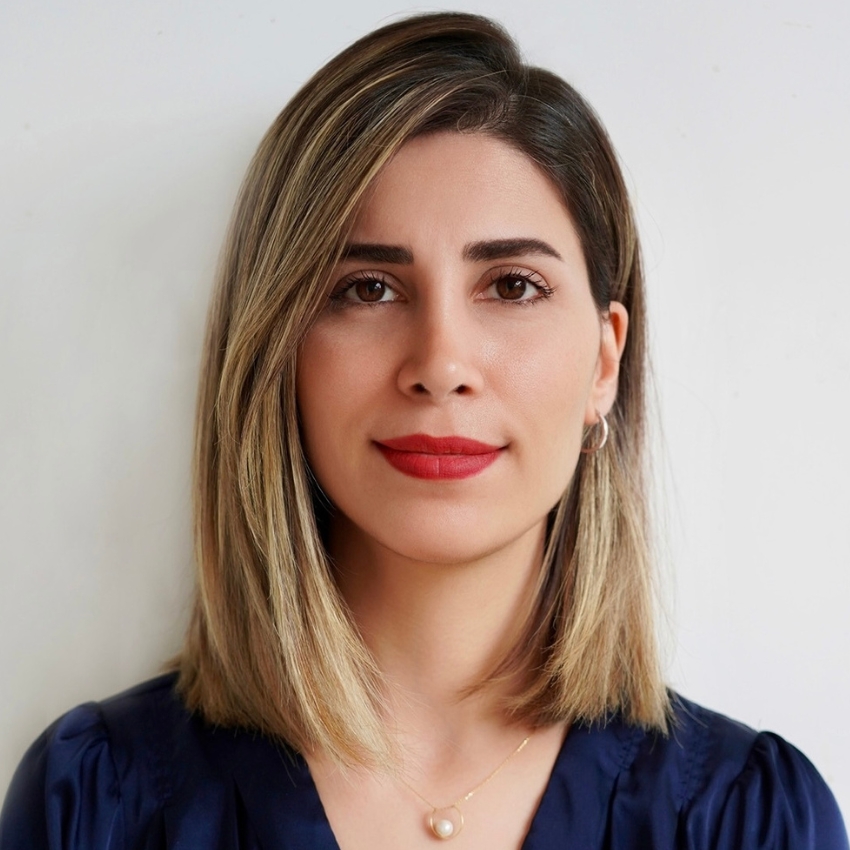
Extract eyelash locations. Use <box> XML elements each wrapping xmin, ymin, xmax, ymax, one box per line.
<box><xmin>483</xmin><ymin>267</ymin><xmax>554</xmax><ymax>306</ymax></box>
<box><xmin>329</xmin><ymin>268</ymin><xmax>554</xmax><ymax>307</ymax></box>
<box><xmin>329</xmin><ymin>271</ymin><xmax>396</xmax><ymax>305</ymax></box>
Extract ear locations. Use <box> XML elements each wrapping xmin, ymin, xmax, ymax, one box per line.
<box><xmin>585</xmin><ymin>301</ymin><xmax>629</xmax><ymax>425</ymax></box>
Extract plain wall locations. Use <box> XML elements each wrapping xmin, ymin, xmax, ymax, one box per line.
<box><xmin>2</xmin><ymin>0</ymin><xmax>848</xmax><ymax>818</ymax></box>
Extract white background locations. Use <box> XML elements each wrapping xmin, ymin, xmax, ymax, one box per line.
<box><xmin>2</xmin><ymin>0</ymin><xmax>848</xmax><ymax>820</ymax></box>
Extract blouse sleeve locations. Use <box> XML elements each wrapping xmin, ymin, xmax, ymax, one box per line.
<box><xmin>0</xmin><ymin>703</ymin><xmax>122</xmax><ymax>850</ymax></box>
<box><xmin>686</xmin><ymin>731</ymin><xmax>849</xmax><ymax>850</ymax></box>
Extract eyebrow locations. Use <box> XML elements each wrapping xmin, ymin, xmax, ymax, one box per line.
<box><xmin>341</xmin><ymin>243</ymin><xmax>413</xmax><ymax>264</ymax></box>
<box><xmin>463</xmin><ymin>238</ymin><xmax>562</xmax><ymax>262</ymax></box>
<box><xmin>340</xmin><ymin>237</ymin><xmax>563</xmax><ymax>265</ymax></box>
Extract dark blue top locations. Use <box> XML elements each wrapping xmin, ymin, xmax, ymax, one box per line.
<box><xmin>1</xmin><ymin>674</ymin><xmax>847</xmax><ymax>849</ymax></box>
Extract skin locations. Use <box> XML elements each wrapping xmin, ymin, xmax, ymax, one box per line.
<box><xmin>296</xmin><ymin>131</ymin><xmax>628</xmax><ymax>849</ymax></box>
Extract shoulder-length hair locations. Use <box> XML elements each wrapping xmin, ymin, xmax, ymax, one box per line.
<box><xmin>175</xmin><ymin>11</ymin><xmax>668</xmax><ymax>767</ymax></box>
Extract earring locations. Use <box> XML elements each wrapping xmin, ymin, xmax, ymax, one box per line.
<box><xmin>581</xmin><ymin>411</ymin><xmax>609</xmax><ymax>454</ymax></box>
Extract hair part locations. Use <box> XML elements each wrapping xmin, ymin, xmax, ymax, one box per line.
<box><xmin>173</xmin><ymin>10</ymin><xmax>669</xmax><ymax>768</ymax></box>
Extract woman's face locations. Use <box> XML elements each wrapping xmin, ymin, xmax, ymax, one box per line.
<box><xmin>296</xmin><ymin>131</ymin><xmax>627</xmax><ymax>566</ymax></box>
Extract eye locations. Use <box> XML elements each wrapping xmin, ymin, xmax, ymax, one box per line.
<box><xmin>483</xmin><ymin>268</ymin><xmax>554</xmax><ymax>304</ymax></box>
<box><xmin>331</xmin><ymin>273</ymin><xmax>400</xmax><ymax>305</ymax></box>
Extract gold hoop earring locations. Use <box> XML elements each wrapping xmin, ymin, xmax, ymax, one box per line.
<box><xmin>581</xmin><ymin>411</ymin><xmax>609</xmax><ymax>454</ymax></box>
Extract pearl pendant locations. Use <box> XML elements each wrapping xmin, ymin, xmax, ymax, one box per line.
<box><xmin>429</xmin><ymin>805</ymin><xmax>464</xmax><ymax>839</ymax></box>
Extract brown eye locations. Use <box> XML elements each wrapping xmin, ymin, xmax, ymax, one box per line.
<box><xmin>354</xmin><ymin>279</ymin><xmax>388</xmax><ymax>302</ymax></box>
<box><xmin>495</xmin><ymin>276</ymin><xmax>530</xmax><ymax>300</ymax></box>
<box><xmin>484</xmin><ymin>268</ymin><xmax>551</xmax><ymax>304</ymax></box>
<box><xmin>333</xmin><ymin>275</ymin><xmax>399</xmax><ymax>304</ymax></box>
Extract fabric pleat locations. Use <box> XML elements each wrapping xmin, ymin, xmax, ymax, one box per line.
<box><xmin>1</xmin><ymin>675</ymin><xmax>847</xmax><ymax>849</ymax></box>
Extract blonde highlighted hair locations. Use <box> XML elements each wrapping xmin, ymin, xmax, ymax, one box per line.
<box><xmin>175</xmin><ymin>11</ymin><xmax>669</xmax><ymax>767</ymax></box>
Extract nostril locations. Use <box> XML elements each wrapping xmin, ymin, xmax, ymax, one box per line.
<box><xmin>410</xmin><ymin>382</ymin><xmax>469</xmax><ymax>396</ymax></box>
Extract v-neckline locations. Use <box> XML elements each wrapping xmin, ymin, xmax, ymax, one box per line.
<box><xmin>222</xmin><ymin>714</ymin><xmax>643</xmax><ymax>849</ymax></box>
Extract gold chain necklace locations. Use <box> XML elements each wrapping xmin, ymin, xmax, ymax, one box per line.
<box><xmin>398</xmin><ymin>733</ymin><xmax>532</xmax><ymax>840</ymax></box>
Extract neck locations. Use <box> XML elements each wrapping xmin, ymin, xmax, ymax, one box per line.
<box><xmin>329</xmin><ymin>514</ymin><xmax>546</xmax><ymax>742</ymax></box>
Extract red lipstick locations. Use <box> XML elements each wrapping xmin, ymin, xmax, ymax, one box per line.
<box><xmin>375</xmin><ymin>434</ymin><xmax>504</xmax><ymax>480</ymax></box>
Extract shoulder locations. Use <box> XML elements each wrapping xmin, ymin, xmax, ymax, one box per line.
<box><xmin>1</xmin><ymin>674</ymin><xmax>309</xmax><ymax>848</ymax></box>
<box><xmin>615</xmin><ymin>693</ymin><xmax>849</xmax><ymax>849</ymax></box>
<box><xmin>0</xmin><ymin>674</ymin><xmax>187</xmax><ymax>849</ymax></box>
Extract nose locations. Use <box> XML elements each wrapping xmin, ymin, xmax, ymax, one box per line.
<box><xmin>396</xmin><ymin>300</ymin><xmax>485</xmax><ymax>401</ymax></box>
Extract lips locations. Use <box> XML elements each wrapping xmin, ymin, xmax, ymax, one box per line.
<box><xmin>374</xmin><ymin>434</ymin><xmax>504</xmax><ymax>480</ymax></box>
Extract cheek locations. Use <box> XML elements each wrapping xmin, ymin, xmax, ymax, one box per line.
<box><xmin>501</xmin><ymin>319</ymin><xmax>599</xmax><ymax>485</ymax></box>
<box><xmin>501</xmin><ymin>318</ymin><xmax>598</xmax><ymax>420</ymax></box>
<box><xmin>295</xmin><ymin>324</ymin><xmax>386</xmax><ymax>465</ymax></box>
<box><xmin>527</xmin><ymin>368</ymin><xmax>591</xmax><ymax>474</ymax></box>
<box><xmin>296</xmin><ymin>330</ymin><xmax>338</xmax><ymax>466</ymax></box>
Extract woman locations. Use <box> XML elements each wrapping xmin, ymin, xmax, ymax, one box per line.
<box><xmin>1</xmin><ymin>11</ymin><xmax>846</xmax><ymax>849</ymax></box>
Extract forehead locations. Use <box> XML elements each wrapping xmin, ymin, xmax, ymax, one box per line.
<box><xmin>349</xmin><ymin>131</ymin><xmax>580</xmax><ymax>254</ymax></box>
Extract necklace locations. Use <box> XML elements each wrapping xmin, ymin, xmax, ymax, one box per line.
<box><xmin>399</xmin><ymin>733</ymin><xmax>532</xmax><ymax>840</ymax></box>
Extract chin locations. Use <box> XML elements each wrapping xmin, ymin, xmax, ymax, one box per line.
<box><xmin>374</xmin><ymin>512</ymin><xmax>544</xmax><ymax>568</ymax></box>
<box><xmin>387</xmin><ymin>538</ymin><xmax>498</xmax><ymax>567</ymax></box>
